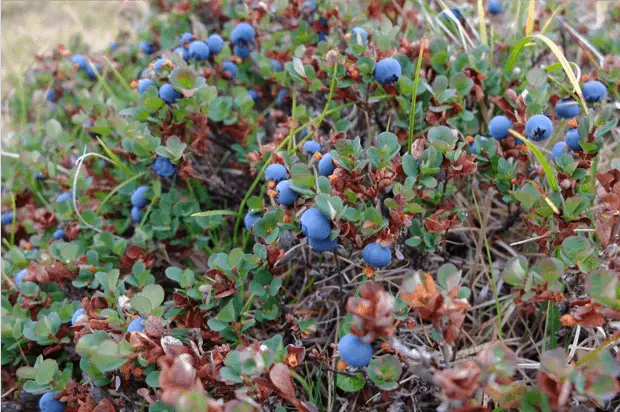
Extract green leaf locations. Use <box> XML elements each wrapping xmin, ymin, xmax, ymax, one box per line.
<box><xmin>34</xmin><ymin>359</ymin><xmax>57</xmax><ymax>385</ymax></box>
<box><xmin>336</xmin><ymin>372</ymin><xmax>366</xmax><ymax>392</ymax></box>
<box><xmin>169</xmin><ymin>67</ymin><xmax>197</xmax><ymax>90</ymax></box>
<box><xmin>146</xmin><ymin>371</ymin><xmax>161</xmax><ymax>388</ymax></box>
<box><xmin>129</xmin><ymin>296</ymin><xmax>152</xmax><ymax>315</ymax></box>
<box><xmin>141</xmin><ymin>284</ymin><xmax>164</xmax><ymax>309</ymax></box>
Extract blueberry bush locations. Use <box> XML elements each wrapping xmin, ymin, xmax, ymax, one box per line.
<box><xmin>2</xmin><ymin>1</ymin><xmax>620</xmax><ymax>411</ymax></box>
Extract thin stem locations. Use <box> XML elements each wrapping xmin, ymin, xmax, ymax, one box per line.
<box><xmin>408</xmin><ymin>39</ymin><xmax>425</xmax><ymax>152</ymax></box>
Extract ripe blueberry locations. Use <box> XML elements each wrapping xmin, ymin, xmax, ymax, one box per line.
<box><xmin>189</xmin><ymin>41</ymin><xmax>210</xmax><ymax>60</ymax></box>
<box><xmin>555</xmin><ymin>98</ymin><xmax>581</xmax><ymax>119</ymax></box>
<box><xmin>441</xmin><ymin>7</ymin><xmax>463</xmax><ymax>21</ymax></box>
<box><xmin>179</xmin><ymin>32</ymin><xmax>194</xmax><ymax>46</ymax></box>
<box><xmin>159</xmin><ymin>83</ymin><xmax>181</xmax><ymax>104</ymax></box>
<box><xmin>152</xmin><ymin>57</ymin><xmax>167</xmax><ymax>72</ymax></box>
<box><xmin>525</xmin><ymin>114</ymin><xmax>553</xmax><ymax>141</ymax></box>
<box><xmin>127</xmin><ymin>317</ymin><xmax>145</xmax><ymax>332</ymax></box>
<box><xmin>207</xmin><ymin>34</ymin><xmax>224</xmax><ymax>54</ymax></box>
<box><xmin>233</xmin><ymin>43</ymin><xmax>251</xmax><ymax>58</ymax></box>
<box><xmin>137</xmin><ymin>78</ymin><xmax>154</xmax><ymax>94</ymax></box>
<box><xmin>131</xmin><ymin>186</ymin><xmax>149</xmax><ymax>208</ymax></box>
<box><xmin>152</xmin><ymin>156</ymin><xmax>176</xmax><ymax>177</ymax></box>
<box><xmin>551</xmin><ymin>141</ymin><xmax>570</xmax><ymax>163</ymax></box>
<box><xmin>374</xmin><ymin>58</ymin><xmax>402</xmax><ymax>85</ymax></box>
<box><xmin>86</xmin><ymin>63</ymin><xmax>101</xmax><ymax>79</ymax></box>
<box><xmin>140</xmin><ymin>41</ymin><xmax>154</xmax><ymax>54</ymax></box>
<box><xmin>338</xmin><ymin>334</ymin><xmax>373</xmax><ymax>368</ymax></box>
<box><xmin>222</xmin><ymin>61</ymin><xmax>238</xmax><ymax>78</ymax></box>
<box><xmin>275</xmin><ymin>180</ymin><xmax>299</xmax><ymax>206</ymax></box>
<box><xmin>46</xmin><ymin>89</ymin><xmax>57</xmax><ymax>103</ymax></box>
<box><xmin>53</xmin><ymin>229</ymin><xmax>66</xmax><ymax>240</ymax></box>
<box><xmin>309</xmin><ymin>236</ymin><xmax>338</xmax><ymax>252</ymax></box>
<box><xmin>244</xmin><ymin>212</ymin><xmax>261</xmax><ymax>229</ymax></box>
<box><xmin>565</xmin><ymin>128</ymin><xmax>582</xmax><ymax>150</ymax></box>
<box><xmin>173</xmin><ymin>47</ymin><xmax>190</xmax><ymax>62</ymax></box>
<box><xmin>130</xmin><ymin>206</ymin><xmax>142</xmax><ymax>222</ymax></box>
<box><xmin>277</xmin><ymin>89</ymin><xmax>288</xmax><ymax>105</ymax></box>
<box><xmin>301</xmin><ymin>208</ymin><xmax>332</xmax><ymax>240</ymax></box>
<box><xmin>71</xmin><ymin>308</ymin><xmax>86</xmax><ymax>326</ymax></box>
<box><xmin>318</xmin><ymin>153</ymin><xmax>335</xmax><ymax>176</ymax></box>
<box><xmin>271</xmin><ymin>59</ymin><xmax>282</xmax><ymax>72</ymax></box>
<box><xmin>265</xmin><ymin>164</ymin><xmax>288</xmax><ymax>182</ymax></box>
<box><xmin>109</xmin><ymin>41</ymin><xmax>118</xmax><ymax>51</ymax></box>
<box><xmin>1</xmin><ymin>212</ymin><xmax>14</xmax><ymax>225</ymax></box>
<box><xmin>350</xmin><ymin>27</ymin><xmax>368</xmax><ymax>44</ymax></box>
<box><xmin>248</xmin><ymin>89</ymin><xmax>259</xmax><ymax>101</ymax></box>
<box><xmin>488</xmin><ymin>0</ymin><xmax>503</xmax><ymax>15</ymax></box>
<box><xmin>582</xmin><ymin>80</ymin><xmax>607</xmax><ymax>102</ymax></box>
<box><xmin>363</xmin><ymin>243</ymin><xmax>392</xmax><ymax>268</ymax></box>
<box><xmin>488</xmin><ymin>115</ymin><xmax>513</xmax><ymax>140</ymax></box>
<box><xmin>71</xmin><ymin>54</ymin><xmax>88</xmax><ymax>70</ymax></box>
<box><xmin>56</xmin><ymin>192</ymin><xmax>72</xmax><ymax>203</ymax></box>
<box><xmin>38</xmin><ymin>392</ymin><xmax>66</xmax><ymax>412</ymax></box>
<box><xmin>230</xmin><ymin>22</ymin><xmax>256</xmax><ymax>44</ymax></box>
<box><xmin>303</xmin><ymin>140</ymin><xmax>321</xmax><ymax>155</ymax></box>
<box><xmin>15</xmin><ymin>269</ymin><xmax>27</xmax><ymax>288</ymax></box>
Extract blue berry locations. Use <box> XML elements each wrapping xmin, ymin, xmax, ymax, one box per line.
<box><xmin>302</xmin><ymin>0</ymin><xmax>317</xmax><ymax>13</ymax></box>
<box><xmin>362</xmin><ymin>243</ymin><xmax>392</xmax><ymax>268</ymax></box>
<box><xmin>551</xmin><ymin>142</ymin><xmax>570</xmax><ymax>163</ymax></box>
<box><xmin>173</xmin><ymin>47</ymin><xmax>190</xmax><ymax>62</ymax></box>
<box><xmin>301</xmin><ymin>208</ymin><xmax>331</xmax><ymax>240</ymax></box>
<box><xmin>127</xmin><ymin>317</ymin><xmax>145</xmax><ymax>332</ymax></box>
<box><xmin>470</xmin><ymin>136</ymin><xmax>489</xmax><ymax>155</ymax></box>
<box><xmin>555</xmin><ymin>98</ymin><xmax>581</xmax><ymax>119</ymax></box>
<box><xmin>271</xmin><ymin>59</ymin><xmax>283</xmax><ymax>72</ymax></box>
<box><xmin>140</xmin><ymin>41</ymin><xmax>154</xmax><ymax>54</ymax></box>
<box><xmin>38</xmin><ymin>391</ymin><xmax>66</xmax><ymax>412</ymax></box>
<box><xmin>525</xmin><ymin>114</ymin><xmax>554</xmax><ymax>141</ymax></box>
<box><xmin>248</xmin><ymin>89</ymin><xmax>259</xmax><ymax>101</ymax></box>
<box><xmin>244</xmin><ymin>212</ymin><xmax>261</xmax><ymax>229</ymax></box>
<box><xmin>222</xmin><ymin>61</ymin><xmax>238</xmax><ymax>78</ymax></box>
<box><xmin>309</xmin><ymin>236</ymin><xmax>338</xmax><ymax>252</ymax></box>
<box><xmin>71</xmin><ymin>308</ymin><xmax>86</xmax><ymax>326</ymax></box>
<box><xmin>137</xmin><ymin>78</ymin><xmax>154</xmax><ymax>94</ymax></box>
<box><xmin>179</xmin><ymin>32</ymin><xmax>194</xmax><ymax>46</ymax></box>
<box><xmin>338</xmin><ymin>334</ymin><xmax>373</xmax><ymax>368</ymax></box>
<box><xmin>582</xmin><ymin>80</ymin><xmax>607</xmax><ymax>102</ymax></box>
<box><xmin>303</xmin><ymin>140</ymin><xmax>321</xmax><ymax>155</ymax></box>
<box><xmin>565</xmin><ymin>128</ymin><xmax>582</xmax><ymax>150</ymax></box>
<box><xmin>152</xmin><ymin>58</ymin><xmax>167</xmax><ymax>72</ymax></box>
<box><xmin>231</xmin><ymin>22</ymin><xmax>256</xmax><ymax>44</ymax></box>
<box><xmin>350</xmin><ymin>27</ymin><xmax>368</xmax><ymax>44</ymax></box>
<box><xmin>488</xmin><ymin>115</ymin><xmax>513</xmax><ymax>140</ymax></box>
<box><xmin>46</xmin><ymin>89</ymin><xmax>57</xmax><ymax>103</ymax></box>
<box><xmin>152</xmin><ymin>156</ymin><xmax>176</xmax><ymax>177</ymax></box>
<box><xmin>53</xmin><ymin>229</ymin><xmax>66</xmax><ymax>240</ymax></box>
<box><xmin>207</xmin><ymin>34</ymin><xmax>224</xmax><ymax>54</ymax></box>
<box><xmin>71</xmin><ymin>54</ymin><xmax>88</xmax><ymax>70</ymax></box>
<box><xmin>277</xmin><ymin>89</ymin><xmax>288</xmax><ymax>105</ymax></box>
<box><xmin>15</xmin><ymin>269</ymin><xmax>27</xmax><ymax>288</ymax></box>
<box><xmin>56</xmin><ymin>193</ymin><xmax>72</xmax><ymax>203</ymax></box>
<box><xmin>188</xmin><ymin>41</ymin><xmax>210</xmax><ymax>60</ymax></box>
<box><xmin>1</xmin><ymin>212</ymin><xmax>14</xmax><ymax>225</ymax></box>
<box><xmin>109</xmin><ymin>41</ymin><xmax>118</xmax><ymax>51</ymax></box>
<box><xmin>131</xmin><ymin>186</ymin><xmax>149</xmax><ymax>208</ymax></box>
<box><xmin>318</xmin><ymin>32</ymin><xmax>328</xmax><ymax>42</ymax></box>
<box><xmin>86</xmin><ymin>63</ymin><xmax>101</xmax><ymax>79</ymax></box>
<box><xmin>441</xmin><ymin>7</ymin><xmax>463</xmax><ymax>21</ymax></box>
<box><xmin>275</xmin><ymin>180</ymin><xmax>299</xmax><ymax>206</ymax></box>
<box><xmin>130</xmin><ymin>206</ymin><xmax>142</xmax><ymax>223</ymax></box>
<box><xmin>233</xmin><ymin>43</ymin><xmax>252</xmax><ymax>58</ymax></box>
<box><xmin>265</xmin><ymin>164</ymin><xmax>288</xmax><ymax>182</ymax></box>
<box><xmin>159</xmin><ymin>83</ymin><xmax>181</xmax><ymax>104</ymax></box>
<box><xmin>318</xmin><ymin>153</ymin><xmax>335</xmax><ymax>176</ymax></box>
<box><xmin>488</xmin><ymin>0</ymin><xmax>503</xmax><ymax>15</ymax></box>
<box><xmin>374</xmin><ymin>58</ymin><xmax>402</xmax><ymax>85</ymax></box>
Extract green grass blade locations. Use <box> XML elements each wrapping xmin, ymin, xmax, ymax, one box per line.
<box><xmin>509</xmin><ymin>129</ymin><xmax>559</xmax><ymax>192</ymax></box>
<box><xmin>191</xmin><ymin>210</ymin><xmax>237</xmax><ymax>217</ymax></box>
<box><xmin>504</xmin><ymin>36</ymin><xmax>534</xmax><ymax>75</ymax></box>
<box><xmin>408</xmin><ymin>39</ymin><xmax>425</xmax><ymax>152</ymax></box>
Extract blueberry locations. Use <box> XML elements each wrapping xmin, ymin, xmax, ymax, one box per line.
<box><xmin>488</xmin><ymin>0</ymin><xmax>503</xmax><ymax>15</ymax></box>
<box><xmin>35</xmin><ymin>173</ymin><xmax>46</xmax><ymax>181</ymax></box>
<box><xmin>140</xmin><ymin>41</ymin><xmax>154</xmax><ymax>55</ymax></box>
<box><xmin>137</xmin><ymin>78</ymin><xmax>154</xmax><ymax>94</ymax></box>
<box><xmin>582</xmin><ymin>80</ymin><xmax>607</xmax><ymax>102</ymax></box>
<box><xmin>131</xmin><ymin>186</ymin><xmax>149</xmax><ymax>208</ymax></box>
<box><xmin>302</xmin><ymin>0</ymin><xmax>317</xmax><ymax>13</ymax></box>
<box><xmin>362</xmin><ymin>243</ymin><xmax>392</xmax><ymax>268</ymax></box>
<box><xmin>244</xmin><ymin>212</ymin><xmax>261</xmax><ymax>229</ymax></box>
<box><xmin>152</xmin><ymin>156</ymin><xmax>176</xmax><ymax>177</ymax></box>
<box><xmin>350</xmin><ymin>27</ymin><xmax>368</xmax><ymax>44</ymax></box>
<box><xmin>38</xmin><ymin>391</ymin><xmax>66</xmax><ymax>412</ymax></box>
<box><xmin>1</xmin><ymin>212</ymin><xmax>14</xmax><ymax>225</ymax></box>
<box><xmin>71</xmin><ymin>308</ymin><xmax>86</xmax><ymax>326</ymax></box>
<box><xmin>109</xmin><ymin>41</ymin><xmax>118</xmax><ymax>51</ymax></box>
<box><xmin>309</xmin><ymin>236</ymin><xmax>338</xmax><ymax>252</ymax></box>
<box><xmin>127</xmin><ymin>317</ymin><xmax>145</xmax><ymax>332</ymax></box>
<box><xmin>152</xmin><ymin>57</ymin><xmax>167</xmax><ymax>72</ymax></box>
<box><xmin>188</xmin><ymin>41</ymin><xmax>210</xmax><ymax>60</ymax></box>
<box><xmin>248</xmin><ymin>89</ymin><xmax>259</xmax><ymax>101</ymax></box>
<box><xmin>265</xmin><ymin>164</ymin><xmax>288</xmax><ymax>182</ymax></box>
<box><xmin>525</xmin><ymin>114</ymin><xmax>554</xmax><ymax>141</ymax></box>
<box><xmin>46</xmin><ymin>89</ymin><xmax>57</xmax><ymax>103</ymax></box>
<box><xmin>275</xmin><ymin>180</ymin><xmax>299</xmax><ymax>206</ymax></box>
<box><xmin>231</xmin><ymin>22</ymin><xmax>256</xmax><ymax>44</ymax></box>
<box><xmin>53</xmin><ymin>229</ymin><xmax>66</xmax><ymax>240</ymax></box>
<box><xmin>551</xmin><ymin>142</ymin><xmax>570</xmax><ymax>163</ymax></box>
<box><xmin>179</xmin><ymin>32</ymin><xmax>194</xmax><ymax>46</ymax></box>
<box><xmin>207</xmin><ymin>34</ymin><xmax>224</xmax><ymax>54</ymax></box>
<box><xmin>86</xmin><ymin>63</ymin><xmax>101</xmax><ymax>79</ymax></box>
<box><xmin>173</xmin><ymin>47</ymin><xmax>190</xmax><ymax>62</ymax></box>
<box><xmin>56</xmin><ymin>192</ymin><xmax>72</xmax><ymax>203</ymax></box>
<box><xmin>488</xmin><ymin>115</ymin><xmax>513</xmax><ymax>140</ymax></box>
<box><xmin>271</xmin><ymin>59</ymin><xmax>282</xmax><ymax>72</ymax></box>
<box><xmin>555</xmin><ymin>98</ymin><xmax>581</xmax><ymax>119</ymax></box>
<box><xmin>130</xmin><ymin>206</ymin><xmax>142</xmax><ymax>223</ymax></box>
<box><xmin>277</xmin><ymin>89</ymin><xmax>288</xmax><ymax>105</ymax></box>
<box><xmin>318</xmin><ymin>153</ymin><xmax>335</xmax><ymax>176</ymax></box>
<box><xmin>318</xmin><ymin>32</ymin><xmax>328</xmax><ymax>42</ymax></box>
<box><xmin>470</xmin><ymin>136</ymin><xmax>489</xmax><ymax>155</ymax></box>
<box><xmin>374</xmin><ymin>57</ymin><xmax>402</xmax><ymax>85</ymax></box>
<box><xmin>71</xmin><ymin>54</ymin><xmax>88</xmax><ymax>70</ymax></box>
<box><xmin>303</xmin><ymin>140</ymin><xmax>321</xmax><ymax>155</ymax></box>
<box><xmin>301</xmin><ymin>208</ymin><xmax>332</xmax><ymax>240</ymax></box>
<box><xmin>338</xmin><ymin>334</ymin><xmax>373</xmax><ymax>368</ymax></box>
<box><xmin>233</xmin><ymin>43</ymin><xmax>252</xmax><ymax>58</ymax></box>
<box><xmin>441</xmin><ymin>7</ymin><xmax>463</xmax><ymax>21</ymax></box>
<box><xmin>565</xmin><ymin>128</ymin><xmax>582</xmax><ymax>150</ymax></box>
<box><xmin>222</xmin><ymin>61</ymin><xmax>238</xmax><ymax>78</ymax></box>
<box><xmin>159</xmin><ymin>83</ymin><xmax>181</xmax><ymax>104</ymax></box>
<box><xmin>15</xmin><ymin>269</ymin><xmax>27</xmax><ymax>288</ymax></box>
